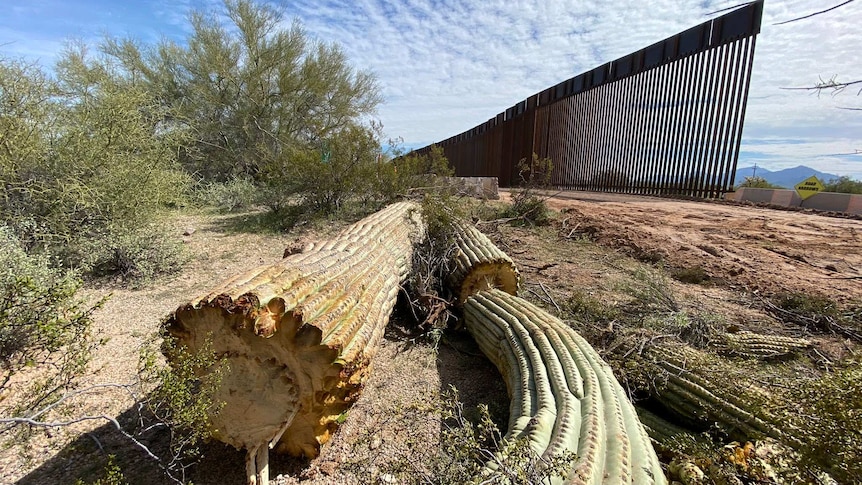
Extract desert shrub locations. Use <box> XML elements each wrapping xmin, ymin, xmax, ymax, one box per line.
<box><xmin>138</xmin><ymin>336</ymin><xmax>228</xmax><ymax>477</ymax></box>
<box><xmin>0</xmin><ymin>226</ymin><xmax>101</xmax><ymax>423</ymax></box>
<box><xmin>74</xmin><ymin>455</ymin><xmax>128</xmax><ymax>485</ymax></box>
<box><xmin>102</xmin><ymin>0</ymin><xmax>381</xmax><ymax>183</ymax></box>
<box><xmin>671</xmin><ymin>265</ymin><xmax>710</xmax><ymax>284</ymax></box>
<box><xmin>382</xmin><ymin>144</ymin><xmax>455</xmax><ymax>198</ymax></box>
<box><xmin>793</xmin><ymin>360</ymin><xmax>862</xmax><ymax>482</ymax></box>
<box><xmin>262</xmin><ymin>123</ymin><xmax>382</xmax><ymax>215</ymax></box>
<box><xmin>767</xmin><ymin>292</ymin><xmax>861</xmax><ymax>339</ymax></box>
<box><xmin>347</xmin><ymin>388</ymin><xmax>575</xmax><ymax>484</ymax></box>
<box><xmin>0</xmin><ymin>53</ymin><xmax>189</xmax><ymax>279</ymax></box>
<box><xmin>504</xmin><ymin>153</ymin><xmax>554</xmax><ymax>225</ymax></box>
<box><xmin>81</xmin><ymin>226</ymin><xmax>187</xmax><ymax>283</ymax></box>
<box><xmin>403</xmin><ymin>194</ymin><xmax>466</xmax><ymax>341</ymax></box>
<box><xmin>737</xmin><ymin>176</ymin><xmax>783</xmax><ymax>189</ymax></box>
<box><xmin>823</xmin><ymin>175</ymin><xmax>862</xmax><ymax>194</ymax></box>
<box><xmin>563</xmin><ymin>290</ymin><xmax>620</xmax><ymax>324</ymax></box>
<box><xmin>194</xmin><ymin>176</ymin><xmax>260</xmax><ymax>212</ymax></box>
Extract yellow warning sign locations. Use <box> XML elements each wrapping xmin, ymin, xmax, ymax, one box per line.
<box><xmin>795</xmin><ymin>176</ymin><xmax>824</xmax><ymax>201</ymax></box>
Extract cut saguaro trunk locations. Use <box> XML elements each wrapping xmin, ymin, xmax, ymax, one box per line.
<box><xmin>447</xmin><ymin>221</ymin><xmax>665</xmax><ymax>484</ymax></box>
<box><xmin>165</xmin><ymin>202</ymin><xmax>423</xmax><ymax>483</ymax></box>
<box><xmin>449</xmin><ymin>220</ymin><xmax>520</xmax><ymax>303</ymax></box>
<box><xmin>464</xmin><ymin>289</ymin><xmax>666</xmax><ymax>484</ymax></box>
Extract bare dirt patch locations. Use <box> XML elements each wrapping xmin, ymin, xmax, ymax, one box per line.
<box><xmin>511</xmin><ymin>190</ymin><xmax>862</xmax><ymax>303</ymax></box>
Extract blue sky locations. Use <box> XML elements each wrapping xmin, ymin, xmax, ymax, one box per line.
<box><xmin>2</xmin><ymin>0</ymin><xmax>860</xmax><ymax>179</ymax></box>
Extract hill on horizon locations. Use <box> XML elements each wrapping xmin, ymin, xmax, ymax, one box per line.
<box><xmin>735</xmin><ymin>165</ymin><xmax>841</xmax><ymax>188</ymax></box>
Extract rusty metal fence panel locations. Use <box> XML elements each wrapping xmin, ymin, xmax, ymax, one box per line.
<box><xmin>413</xmin><ymin>1</ymin><xmax>763</xmax><ymax>197</ymax></box>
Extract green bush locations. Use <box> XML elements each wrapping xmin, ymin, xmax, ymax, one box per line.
<box><xmin>74</xmin><ymin>455</ymin><xmax>128</xmax><ymax>485</ymax></box>
<box><xmin>139</xmin><ymin>336</ymin><xmax>228</xmax><ymax>473</ymax></box>
<box><xmin>504</xmin><ymin>154</ymin><xmax>553</xmax><ymax>225</ymax></box>
<box><xmin>0</xmin><ymin>52</ymin><xmax>188</xmax><ymax>279</ymax></box>
<box><xmin>102</xmin><ymin>0</ymin><xmax>381</xmax><ymax>183</ymax></box>
<box><xmin>82</xmin><ymin>226</ymin><xmax>187</xmax><ymax>283</ymax></box>
<box><xmin>794</xmin><ymin>361</ymin><xmax>862</xmax><ymax>482</ymax></box>
<box><xmin>264</xmin><ymin>123</ymin><xmax>384</xmax><ymax>214</ymax></box>
<box><xmin>194</xmin><ymin>176</ymin><xmax>260</xmax><ymax>212</ymax></box>
<box><xmin>823</xmin><ymin>175</ymin><xmax>862</xmax><ymax>194</ymax></box>
<box><xmin>737</xmin><ymin>176</ymin><xmax>783</xmax><ymax>189</ymax></box>
<box><xmin>0</xmin><ymin>226</ymin><xmax>100</xmax><ymax>419</ymax></box>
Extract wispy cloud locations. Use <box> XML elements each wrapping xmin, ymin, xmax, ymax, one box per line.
<box><xmin>2</xmin><ymin>0</ymin><xmax>860</xmax><ymax>177</ymax></box>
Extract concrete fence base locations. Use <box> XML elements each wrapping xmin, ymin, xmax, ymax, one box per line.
<box><xmin>727</xmin><ymin>188</ymin><xmax>862</xmax><ymax>215</ymax></box>
<box><xmin>446</xmin><ymin>177</ymin><xmax>499</xmax><ymax>199</ymax></box>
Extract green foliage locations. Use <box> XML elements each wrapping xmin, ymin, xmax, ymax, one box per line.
<box><xmin>671</xmin><ymin>265</ymin><xmax>710</xmax><ymax>284</ymax></box>
<box><xmin>563</xmin><ymin>290</ymin><xmax>620</xmax><ymax>324</ymax></box>
<box><xmin>74</xmin><ymin>455</ymin><xmax>129</xmax><ymax>485</ymax></box>
<box><xmin>0</xmin><ymin>52</ymin><xmax>188</xmax><ymax>279</ymax></box>
<box><xmin>404</xmin><ymin>193</ymin><xmax>466</xmax><ymax>336</ymax></box>
<box><xmin>139</xmin><ymin>335</ymin><xmax>228</xmax><ymax>467</ymax></box>
<box><xmin>737</xmin><ymin>176</ymin><xmax>783</xmax><ymax>189</ymax></box>
<box><xmin>823</xmin><ymin>175</ymin><xmax>862</xmax><ymax>194</ymax></box>
<box><xmin>794</xmin><ymin>361</ymin><xmax>862</xmax><ymax>482</ymax></box>
<box><xmin>505</xmin><ymin>153</ymin><xmax>554</xmax><ymax>225</ymax></box>
<box><xmin>264</xmin><ymin>123</ymin><xmax>386</xmax><ymax>214</ymax></box>
<box><xmin>386</xmin><ymin>144</ymin><xmax>455</xmax><ymax>196</ymax></box>
<box><xmin>82</xmin><ymin>226</ymin><xmax>187</xmax><ymax>284</ymax></box>
<box><xmin>102</xmin><ymin>0</ymin><xmax>381</xmax><ymax>183</ymax></box>
<box><xmin>0</xmin><ymin>226</ymin><xmax>101</xmax><ymax>421</ymax></box>
<box><xmin>767</xmin><ymin>292</ymin><xmax>861</xmax><ymax>338</ymax></box>
<box><xmin>194</xmin><ymin>176</ymin><xmax>260</xmax><ymax>212</ymax></box>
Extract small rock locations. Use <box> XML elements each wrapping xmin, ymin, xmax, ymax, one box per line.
<box><xmin>369</xmin><ymin>435</ymin><xmax>382</xmax><ymax>450</ymax></box>
<box><xmin>183</xmin><ymin>227</ymin><xmax>196</xmax><ymax>236</ymax></box>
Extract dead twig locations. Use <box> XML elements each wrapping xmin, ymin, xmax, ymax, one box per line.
<box><xmin>622</xmin><ymin>334</ymin><xmax>676</xmax><ymax>359</ymax></box>
<box><xmin>538</xmin><ymin>282</ymin><xmax>562</xmax><ymax>314</ymax></box>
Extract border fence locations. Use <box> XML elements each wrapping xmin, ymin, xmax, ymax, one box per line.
<box><xmin>413</xmin><ymin>1</ymin><xmax>764</xmax><ymax>198</ymax></box>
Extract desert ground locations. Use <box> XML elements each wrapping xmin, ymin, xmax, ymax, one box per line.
<box><xmin>4</xmin><ymin>190</ymin><xmax>860</xmax><ymax>484</ymax></box>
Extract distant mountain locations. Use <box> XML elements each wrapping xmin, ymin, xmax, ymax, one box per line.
<box><xmin>735</xmin><ymin>165</ymin><xmax>840</xmax><ymax>188</ymax></box>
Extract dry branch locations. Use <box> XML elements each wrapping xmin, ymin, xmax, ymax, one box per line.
<box><xmin>164</xmin><ymin>202</ymin><xmax>424</xmax><ymax>483</ymax></box>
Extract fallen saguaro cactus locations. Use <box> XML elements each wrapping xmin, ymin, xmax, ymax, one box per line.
<box><xmin>164</xmin><ymin>202</ymin><xmax>423</xmax><ymax>484</ymax></box>
<box><xmin>465</xmin><ymin>289</ymin><xmax>666</xmax><ymax>484</ymax></box>
<box><xmin>635</xmin><ymin>407</ymin><xmax>697</xmax><ymax>446</ymax></box>
<box><xmin>717</xmin><ymin>331</ymin><xmax>811</xmax><ymax>360</ymax></box>
<box><xmin>644</xmin><ymin>342</ymin><xmax>803</xmax><ymax>449</ymax></box>
<box><xmin>448</xmin><ymin>221</ymin><xmax>665</xmax><ymax>484</ymax></box>
<box><xmin>449</xmin><ymin>220</ymin><xmax>520</xmax><ymax>303</ymax></box>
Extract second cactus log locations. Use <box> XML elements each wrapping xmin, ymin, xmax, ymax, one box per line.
<box><xmin>449</xmin><ymin>220</ymin><xmax>666</xmax><ymax>484</ymax></box>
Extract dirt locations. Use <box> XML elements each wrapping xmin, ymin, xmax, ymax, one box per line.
<box><xmin>520</xmin><ymin>190</ymin><xmax>862</xmax><ymax>303</ymax></box>
<box><xmin>4</xmin><ymin>192</ymin><xmax>861</xmax><ymax>484</ymax></box>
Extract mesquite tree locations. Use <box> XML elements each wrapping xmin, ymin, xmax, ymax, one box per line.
<box><xmin>102</xmin><ymin>0</ymin><xmax>381</xmax><ymax>184</ymax></box>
